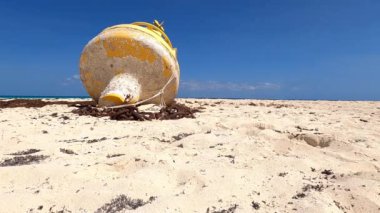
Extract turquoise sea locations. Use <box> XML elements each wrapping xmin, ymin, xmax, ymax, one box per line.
<box><xmin>0</xmin><ymin>96</ymin><xmax>90</xmax><ymax>99</ymax></box>
<box><xmin>1</xmin><ymin>96</ymin><xmax>376</xmax><ymax>101</ymax></box>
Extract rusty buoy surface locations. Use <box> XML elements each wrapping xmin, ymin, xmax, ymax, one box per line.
<box><xmin>79</xmin><ymin>20</ymin><xmax>180</xmax><ymax>107</ymax></box>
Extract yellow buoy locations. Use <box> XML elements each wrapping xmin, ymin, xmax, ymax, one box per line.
<box><xmin>79</xmin><ymin>20</ymin><xmax>180</xmax><ymax>107</ymax></box>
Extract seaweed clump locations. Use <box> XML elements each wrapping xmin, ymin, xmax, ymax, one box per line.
<box><xmin>0</xmin><ymin>155</ymin><xmax>49</xmax><ymax>167</ymax></box>
<box><xmin>0</xmin><ymin>99</ymin><xmax>94</xmax><ymax>108</ymax></box>
<box><xmin>72</xmin><ymin>102</ymin><xmax>199</xmax><ymax>121</ymax></box>
<box><xmin>95</xmin><ymin>195</ymin><xmax>155</xmax><ymax>213</ymax></box>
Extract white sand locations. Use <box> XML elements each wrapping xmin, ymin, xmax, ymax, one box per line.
<box><xmin>0</xmin><ymin>99</ymin><xmax>379</xmax><ymax>212</ymax></box>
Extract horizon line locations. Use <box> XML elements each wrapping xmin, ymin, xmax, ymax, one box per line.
<box><xmin>0</xmin><ymin>95</ymin><xmax>378</xmax><ymax>102</ymax></box>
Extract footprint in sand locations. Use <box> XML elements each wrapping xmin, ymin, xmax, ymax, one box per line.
<box><xmin>107</xmin><ymin>158</ymin><xmax>148</xmax><ymax>175</ymax></box>
<box><xmin>238</xmin><ymin>122</ymin><xmax>276</xmax><ymax>137</ymax></box>
<box><xmin>289</xmin><ymin>133</ymin><xmax>334</xmax><ymax>148</ymax></box>
<box><xmin>176</xmin><ymin>170</ymin><xmax>206</xmax><ymax>194</ymax></box>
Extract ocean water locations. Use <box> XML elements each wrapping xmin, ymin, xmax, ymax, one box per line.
<box><xmin>0</xmin><ymin>96</ymin><xmax>90</xmax><ymax>99</ymax></box>
<box><xmin>1</xmin><ymin>96</ymin><xmax>375</xmax><ymax>101</ymax></box>
<box><xmin>0</xmin><ymin>95</ymin><xmax>245</xmax><ymax>100</ymax></box>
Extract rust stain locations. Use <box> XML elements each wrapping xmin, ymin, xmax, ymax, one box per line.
<box><xmin>113</xmin><ymin>68</ymin><xmax>125</xmax><ymax>75</ymax></box>
<box><xmin>168</xmin><ymin>80</ymin><xmax>178</xmax><ymax>93</ymax></box>
<box><xmin>91</xmin><ymin>80</ymin><xmax>105</xmax><ymax>96</ymax></box>
<box><xmin>82</xmin><ymin>71</ymin><xmax>93</xmax><ymax>82</ymax></box>
<box><xmin>94</xmin><ymin>36</ymin><xmax>102</xmax><ymax>45</ymax></box>
<box><xmin>162</xmin><ymin>56</ymin><xmax>172</xmax><ymax>78</ymax></box>
<box><xmin>79</xmin><ymin>52</ymin><xmax>88</xmax><ymax>66</ymax></box>
<box><xmin>83</xmin><ymin>71</ymin><xmax>104</xmax><ymax>98</ymax></box>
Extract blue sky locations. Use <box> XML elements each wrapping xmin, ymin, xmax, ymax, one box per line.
<box><xmin>0</xmin><ymin>0</ymin><xmax>379</xmax><ymax>100</ymax></box>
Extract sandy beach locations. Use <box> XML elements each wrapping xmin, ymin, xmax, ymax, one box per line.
<box><xmin>0</xmin><ymin>98</ymin><xmax>379</xmax><ymax>212</ymax></box>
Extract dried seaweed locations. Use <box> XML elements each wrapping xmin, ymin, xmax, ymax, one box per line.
<box><xmin>8</xmin><ymin>149</ymin><xmax>41</xmax><ymax>155</ymax></box>
<box><xmin>0</xmin><ymin>155</ymin><xmax>49</xmax><ymax>167</ymax></box>
<box><xmin>0</xmin><ymin>99</ymin><xmax>94</xmax><ymax>108</ymax></box>
<box><xmin>95</xmin><ymin>195</ymin><xmax>155</xmax><ymax>213</ymax></box>
<box><xmin>72</xmin><ymin>102</ymin><xmax>199</xmax><ymax>121</ymax></box>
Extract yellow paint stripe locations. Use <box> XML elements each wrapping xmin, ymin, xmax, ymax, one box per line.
<box><xmin>101</xmin><ymin>31</ymin><xmax>157</xmax><ymax>63</ymax></box>
<box><xmin>102</xmin><ymin>24</ymin><xmax>177</xmax><ymax>59</ymax></box>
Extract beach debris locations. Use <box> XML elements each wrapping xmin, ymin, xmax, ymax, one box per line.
<box><xmin>209</xmin><ymin>143</ymin><xmax>223</xmax><ymax>149</ymax></box>
<box><xmin>0</xmin><ymin>99</ymin><xmax>95</xmax><ymax>108</ymax></box>
<box><xmin>206</xmin><ymin>204</ymin><xmax>238</xmax><ymax>213</ymax></box>
<box><xmin>61</xmin><ymin>115</ymin><xmax>70</xmax><ymax>120</ymax></box>
<box><xmin>333</xmin><ymin>200</ymin><xmax>348</xmax><ymax>212</ymax></box>
<box><xmin>72</xmin><ymin>102</ymin><xmax>199</xmax><ymax>121</ymax></box>
<box><xmin>172</xmin><ymin>132</ymin><xmax>193</xmax><ymax>141</ymax></box>
<box><xmin>321</xmin><ymin>169</ymin><xmax>336</xmax><ymax>179</ymax></box>
<box><xmin>0</xmin><ymin>155</ymin><xmax>49</xmax><ymax>167</ymax></box>
<box><xmin>87</xmin><ymin>137</ymin><xmax>107</xmax><ymax>143</ymax></box>
<box><xmin>95</xmin><ymin>195</ymin><xmax>155</xmax><ymax>212</ymax></box>
<box><xmin>266</xmin><ymin>103</ymin><xmax>295</xmax><ymax>108</ymax></box>
<box><xmin>302</xmin><ymin>183</ymin><xmax>324</xmax><ymax>192</ymax></box>
<box><xmin>292</xmin><ymin>168</ymin><xmax>335</xmax><ymax>200</ymax></box>
<box><xmin>47</xmin><ymin>206</ymin><xmax>72</xmax><ymax>213</ymax></box>
<box><xmin>8</xmin><ymin>149</ymin><xmax>41</xmax><ymax>155</ymax></box>
<box><xmin>291</xmin><ymin>183</ymin><xmax>325</xmax><ymax>199</ymax></box>
<box><xmin>251</xmin><ymin>201</ymin><xmax>260</xmax><ymax>210</ymax></box>
<box><xmin>292</xmin><ymin>192</ymin><xmax>306</xmax><ymax>199</ymax></box>
<box><xmin>51</xmin><ymin>113</ymin><xmax>58</xmax><ymax>117</ymax></box>
<box><xmin>80</xmin><ymin>20</ymin><xmax>180</xmax><ymax>107</ymax></box>
<box><xmin>295</xmin><ymin>125</ymin><xmax>318</xmax><ymax>132</ymax></box>
<box><xmin>152</xmin><ymin>137</ymin><xmax>171</xmax><ymax>143</ymax></box>
<box><xmin>106</xmin><ymin>154</ymin><xmax>125</xmax><ymax>158</ymax></box>
<box><xmin>321</xmin><ymin>169</ymin><xmax>334</xmax><ymax>176</ymax></box>
<box><xmin>218</xmin><ymin>154</ymin><xmax>235</xmax><ymax>164</ymax></box>
<box><xmin>59</xmin><ymin>148</ymin><xmax>77</xmax><ymax>155</ymax></box>
<box><xmin>59</xmin><ymin>137</ymin><xmax>108</xmax><ymax>144</ymax></box>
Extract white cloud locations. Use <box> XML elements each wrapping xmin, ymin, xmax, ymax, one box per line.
<box><xmin>62</xmin><ymin>74</ymin><xmax>81</xmax><ymax>86</ymax></box>
<box><xmin>180</xmin><ymin>80</ymin><xmax>280</xmax><ymax>92</ymax></box>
